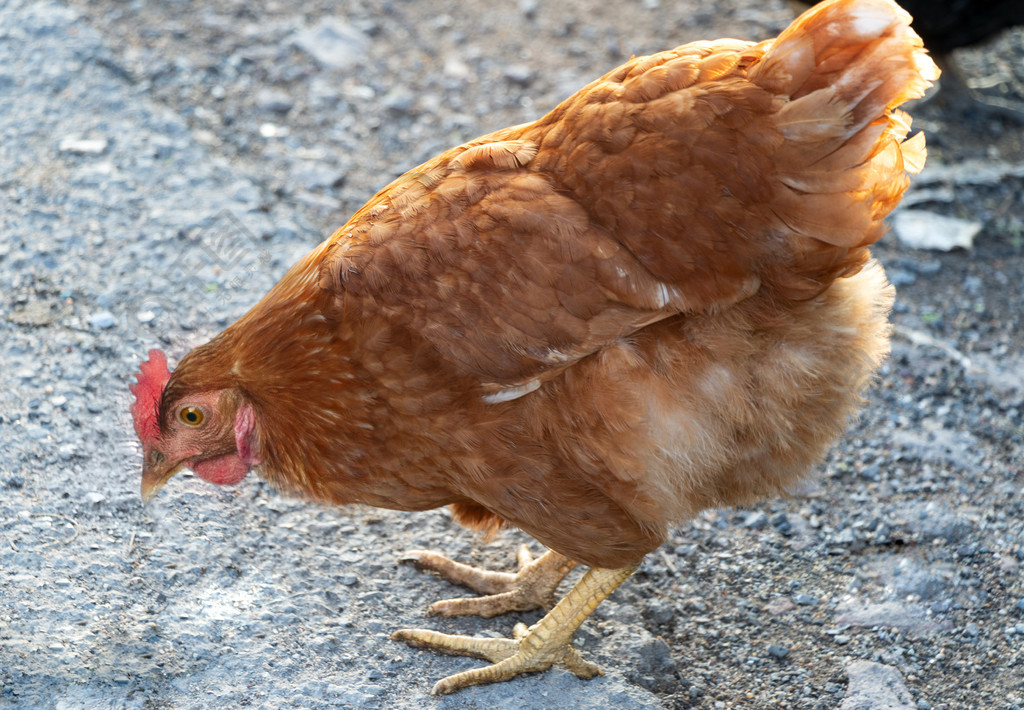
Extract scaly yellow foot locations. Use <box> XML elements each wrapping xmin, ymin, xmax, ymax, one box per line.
<box><xmin>393</xmin><ymin>564</ymin><xmax>636</xmax><ymax>695</ymax></box>
<box><xmin>400</xmin><ymin>546</ymin><xmax>577</xmax><ymax>618</ymax></box>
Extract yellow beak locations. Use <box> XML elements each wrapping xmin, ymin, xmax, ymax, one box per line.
<box><xmin>140</xmin><ymin>449</ymin><xmax>184</xmax><ymax>504</ymax></box>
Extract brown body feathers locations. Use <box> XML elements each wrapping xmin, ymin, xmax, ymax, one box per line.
<box><xmin>134</xmin><ymin>0</ymin><xmax>936</xmax><ymax>569</ymax></box>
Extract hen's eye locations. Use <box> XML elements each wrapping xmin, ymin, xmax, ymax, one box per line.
<box><xmin>179</xmin><ymin>406</ymin><xmax>205</xmax><ymax>427</ymax></box>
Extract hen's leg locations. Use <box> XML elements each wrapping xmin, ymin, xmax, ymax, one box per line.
<box><xmin>400</xmin><ymin>546</ymin><xmax>576</xmax><ymax>617</ymax></box>
<box><xmin>393</xmin><ymin>564</ymin><xmax>635</xmax><ymax>695</ymax></box>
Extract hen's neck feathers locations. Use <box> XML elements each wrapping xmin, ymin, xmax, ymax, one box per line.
<box><xmin>165</xmin><ymin>248</ymin><xmax>379</xmax><ymax>500</ymax></box>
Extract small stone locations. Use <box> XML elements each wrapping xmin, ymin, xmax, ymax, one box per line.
<box><xmin>292</xmin><ymin>164</ymin><xmax>346</xmax><ymax>190</ymax></box>
<box><xmin>84</xmin><ymin>491</ymin><xmax>105</xmax><ymax>504</ymax></box>
<box><xmin>898</xmin><ymin>501</ymin><xmax>972</xmax><ymax>544</ymax></box>
<box><xmin>833</xmin><ymin>527</ymin><xmax>863</xmax><ymax>550</ymax></box>
<box><xmin>997</xmin><ymin>556</ymin><xmax>1020</xmax><ymax>574</ymax></box>
<box><xmin>292</xmin><ymin>18</ymin><xmax>371</xmax><ymax>70</ymax></box>
<box><xmin>841</xmin><ymin>661</ymin><xmax>916</xmax><ymax>710</ymax></box>
<box><xmin>893</xmin><ymin>210</ymin><xmax>982</xmax><ymax>251</ymax></box>
<box><xmin>875</xmin><ymin>556</ymin><xmax>950</xmax><ymax>601</ymax></box>
<box><xmin>256</xmin><ymin>88</ymin><xmax>294</xmax><ymax>114</ymax></box>
<box><xmin>89</xmin><ymin>310</ymin><xmax>116</xmax><ymax>329</ymax></box>
<box><xmin>642</xmin><ymin>597</ymin><xmax>674</xmax><ymax>627</ymax></box>
<box><xmin>886</xmin><ymin>268</ymin><xmax>917</xmax><ymax>287</ymax></box>
<box><xmin>765</xmin><ymin>597</ymin><xmax>795</xmax><ymax>615</ymax></box>
<box><xmin>383</xmin><ymin>88</ymin><xmax>415</xmax><ymax>114</ymax></box>
<box><xmin>834</xmin><ymin>634</ymin><xmax>851</xmax><ymax>645</ymax></box>
<box><xmin>861</xmin><ymin>463</ymin><xmax>881</xmax><ymax>481</ymax></box>
<box><xmin>636</xmin><ymin>636</ymin><xmax>675</xmax><ymax>676</ymax></box>
<box><xmin>835</xmin><ymin>600</ymin><xmax>951</xmax><ymax>637</ymax></box>
<box><xmin>443</xmin><ymin>56</ymin><xmax>471</xmax><ymax>80</ymax></box>
<box><xmin>259</xmin><ymin>123</ymin><xmax>287</xmax><ymax>138</ymax></box>
<box><xmin>59</xmin><ymin>137</ymin><xmax>108</xmax><ymax>154</ymax></box>
<box><xmin>767</xmin><ymin>643</ymin><xmax>790</xmax><ymax>659</ymax></box>
<box><xmin>518</xmin><ymin>0</ymin><xmax>539</xmax><ymax>18</ymax></box>
<box><xmin>504</xmin><ymin>64</ymin><xmax>535</xmax><ymax>85</ymax></box>
<box><xmin>743</xmin><ymin>510</ymin><xmax>768</xmax><ymax>529</ymax></box>
<box><xmin>793</xmin><ymin>593</ymin><xmax>819</xmax><ymax>606</ymax></box>
<box><xmin>136</xmin><ymin>310</ymin><xmax>155</xmax><ymax>323</ymax></box>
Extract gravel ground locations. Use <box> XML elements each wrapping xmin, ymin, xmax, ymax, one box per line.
<box><xmin>1</xmin><ymin>0</ymin><xmax>1022</xmax><ymax>708</ymax></box>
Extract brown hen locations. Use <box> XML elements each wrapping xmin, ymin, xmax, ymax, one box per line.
<box><xmin>131</xmin><ymin>0</ymin><xmax>937</xmax><ymax>694</ymax></box>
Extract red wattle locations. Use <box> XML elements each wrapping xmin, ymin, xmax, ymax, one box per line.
<box><xmin>192</xmin><ymin>454</ymin><xmax>250</xmax><ymax>485</ymax></box>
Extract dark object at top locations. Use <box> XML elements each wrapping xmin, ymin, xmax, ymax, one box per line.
<box><xmin>897</xmin><ymin>0</ymin><xmax>1024</xmax><ymax>52</ymax></box>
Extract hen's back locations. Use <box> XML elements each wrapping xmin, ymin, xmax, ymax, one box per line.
<box><xmin>532</xmin><ymin>0</ymin><xmax>936</xmax><ymax>304</ymax></box>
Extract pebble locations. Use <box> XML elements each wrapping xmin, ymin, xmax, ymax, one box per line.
<box><xmin>793</xmin><ymin>593</ymin><xmax>819</xmax><ymax>606</ymax></box>
<box><xmin>58</xmin><ymin>137</ymin><xmax>108</xmax><ymax>154</ymax></box>
<box><xmin>642</xmin><ymin>597</ymin><xmax>674</xmax><ymax>627</ymax></box>
<box><xmin>255</xmin><ymin>88</ymin><xmax>294</xmax><ymax>114</ymax></box>
<box><xmin>892</xmin><ymin>210</ymin><xmax>982</xmax><ymax>251</ymax></box>
<box><xmin>835</xmin><ymin>600</ymin><xmax>950</xmax><ymax>637</ymax></box>
<box><xmin>518</xmin><ymin>0</ymin><xmax>539</xmax><ymax>18</ymax></box>
<box><xmin>840</xmin><ymin>661</ymin><xmax>916</xmax><ymax>710</ymax></box>
<box><xmin>382</xmin><ymin>88</ymin><xmax>415</xmax><ymax>114</ymax></box>
<box><xmin>27</xmin><ymin>425</ymin><xmax>49</xmax><ymax>440</ymax></box>
<box><xmin>765</xmin><ymin>597</ymin><xmax>796</xmax><ymax>615</ymax></box>
<box><xmin>871</xmin><ymin>556</ymin><xmax>951</xmax><ymax>601</ymax></box>
<box><xmin>503</xmin><ymin>64</ymin><xmax>535</xmax><ymax>85</ymax></box>
<box><xmin>292</xmin><ymin>18</ymin><xmax>371</xmax><ymax>70</ymax></box>
<box><xmin>897</xmin><ymin>501</ymin><xmax>972</xmax><ymax>544</ymax></box>
<box><xmin>89</xmin><ymin>310</ymin><xmax>116</xmax><ymax>329</ymax></box>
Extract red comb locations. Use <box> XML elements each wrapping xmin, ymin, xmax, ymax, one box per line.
<box><xmin>130</xmin><ymin>349</ymin><xmax>171</xmax><ymax>444</ymax></box>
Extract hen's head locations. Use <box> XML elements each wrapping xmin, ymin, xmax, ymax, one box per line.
<box><xmin>131</xmin><ymin>348</ymin><xmax>261</xmax><ymax>502</ymax></box>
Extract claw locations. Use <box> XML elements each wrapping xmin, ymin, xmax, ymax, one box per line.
<box><xmin>392</xmin><ymin>564</ymin><xmax>636</xmax><ymax>694</ymax></box>
<box><xmin>399</xmin><ymin>547</ymin><xmax>577</xmax><ymax>618</ymax></box>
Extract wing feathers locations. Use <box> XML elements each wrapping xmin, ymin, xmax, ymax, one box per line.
<box><xmin>317</xmin><ymin>0</ymin><xmax>934</xmax><ymax>387</ymax></box>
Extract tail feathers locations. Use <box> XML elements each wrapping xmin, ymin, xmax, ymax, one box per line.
<box><xmin>752</xmin><ymin>0</ymin><xmax>938</xmax><ymax>110</ymax></box>
<box><xmin>751</xmin><ymin>0</ymin><xmax>937</xmax><ymax>254</ymax></box>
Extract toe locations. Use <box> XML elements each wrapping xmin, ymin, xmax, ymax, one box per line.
<box><xmin>428</xmin><ymin>590</ymin><xmax>532</xmax><ymax>618</ymax></box>
<box><xmin>391</xmin><ymin>627</ymin><xmax>518</xmax><ymax>663</ymax></box>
